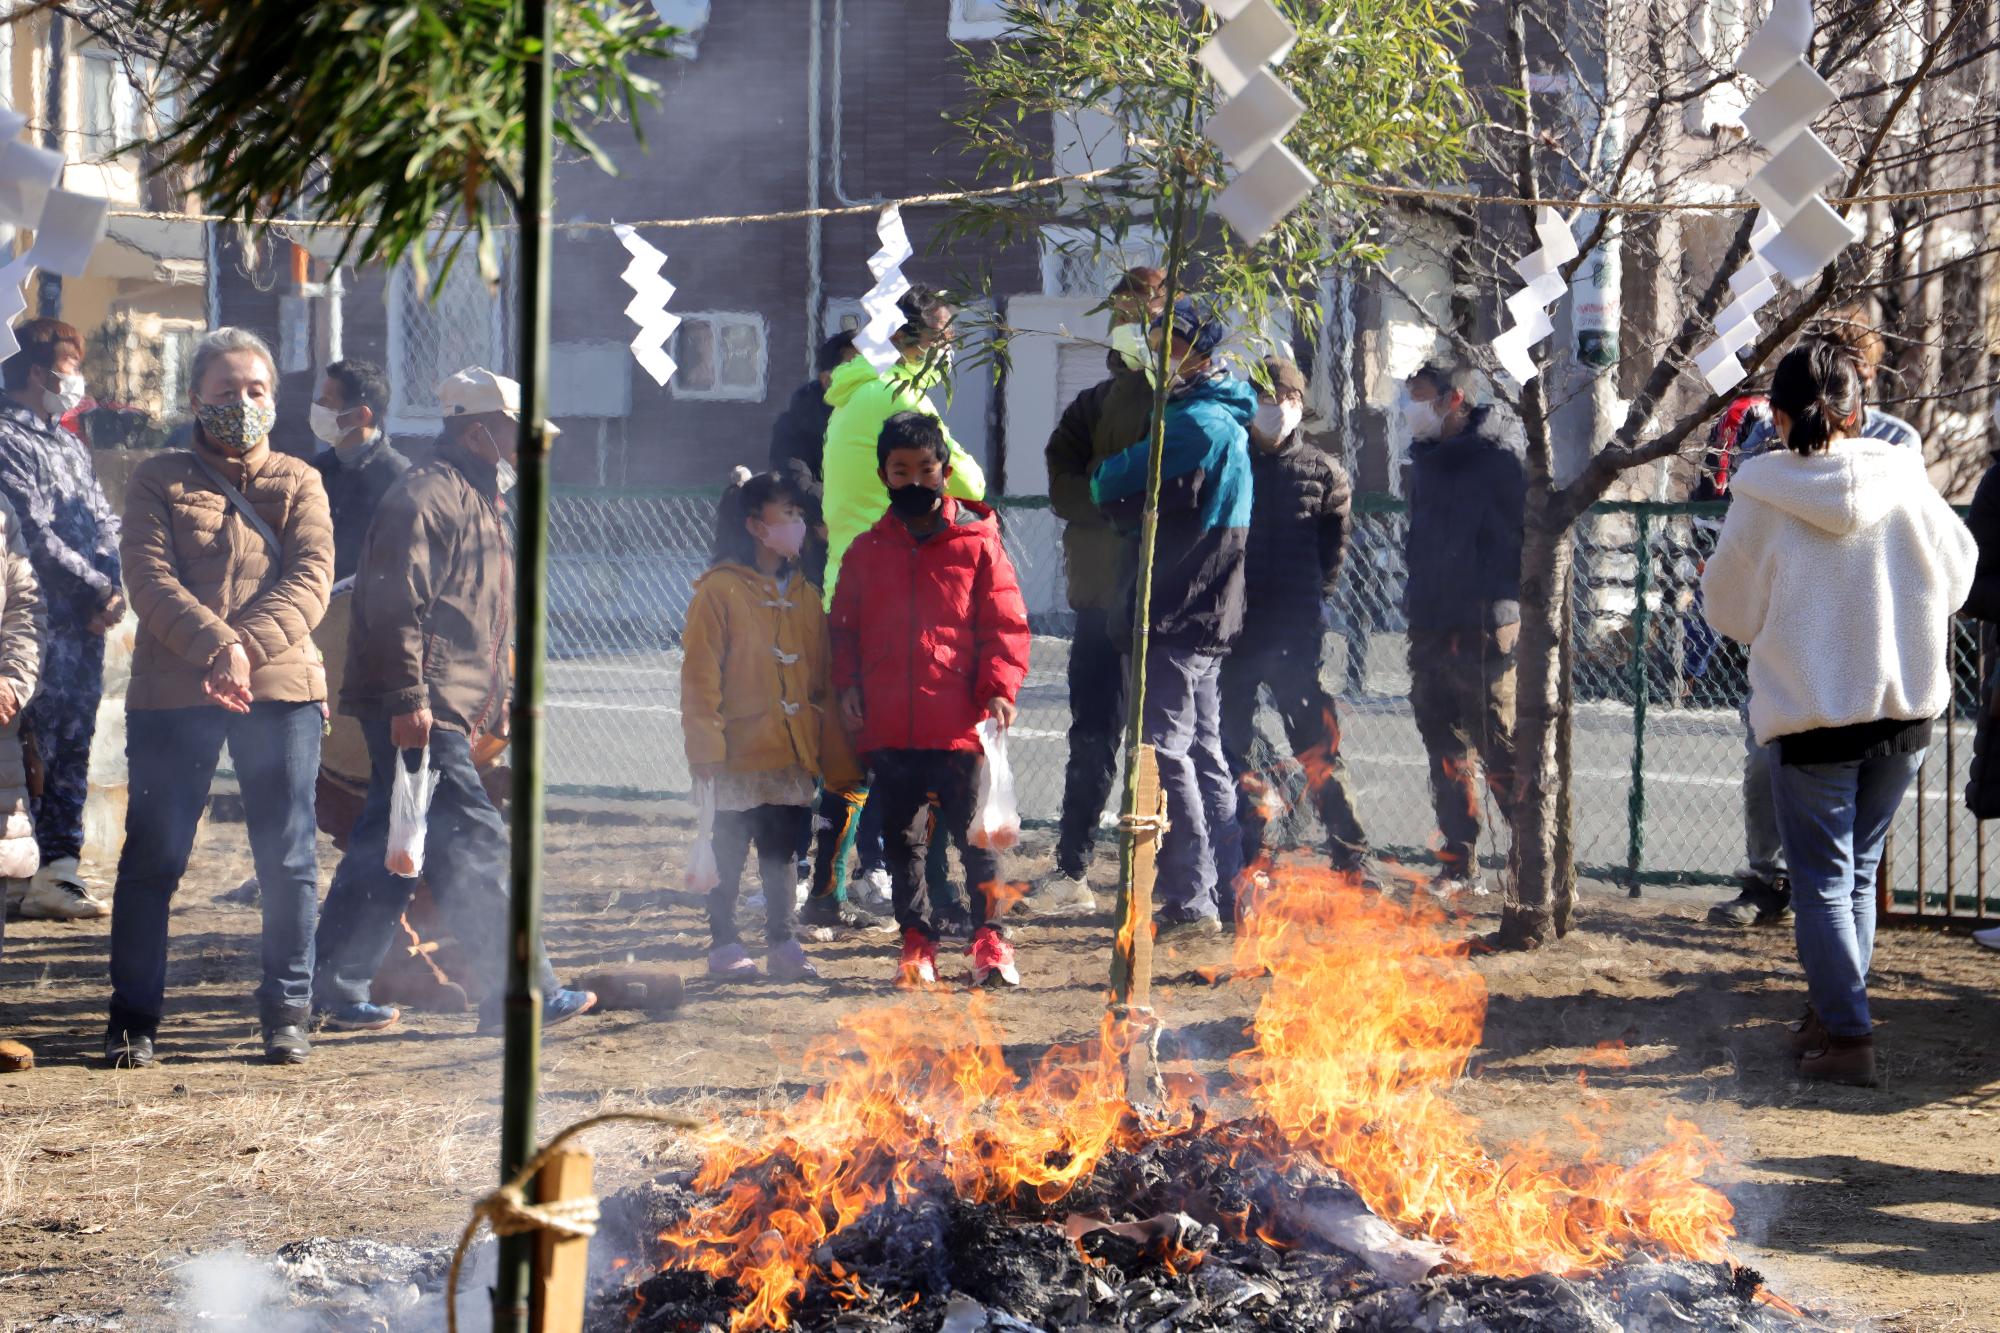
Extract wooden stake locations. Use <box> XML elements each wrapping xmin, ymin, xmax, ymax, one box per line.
<box><xmin>530</xmin><ymin>1149</ymin><xmax>593</xmax><ymax>1333</ymax></box>
<box><xmin>1121</xmin><ymin>744</ymin><xmax>1165</xmax><ymax>1102</ymax></box>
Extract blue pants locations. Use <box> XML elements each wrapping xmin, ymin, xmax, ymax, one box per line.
<box><xmin>315</xmin><ymin>721</ymin><xmax>558</xmax><ymax>1016</ymax></box>
<box><xmin>1741</xmin><ymin>701</ymin><xmax>1785</xmax><ymax>881</ymax></box>
<box><xmin>1145</xmin><ymin>646</ymin><xmax>1242</xmax><ymax>921</ymax></box>
<box><xmin>107</xmin><ymin>703</ymin><xmax>322</xmax><ymax>1035</ymax></box>
<box><xmin>1768</xmin><ymin>749</ymin><xmax>1923</xmax><ymax>1038</ymax></box>
<box><xmin>24</xmin><ymin>629</ymin><xmax>104</xmax><ymax>863</ymax></box>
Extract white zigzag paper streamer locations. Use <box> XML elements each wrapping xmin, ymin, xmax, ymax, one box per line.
<box><xmin>1489</xmin><ymin>206</ymin><xmax>1579</xmax><ymax>386</ymax></box>
<box><xmin>614</xmin><ymin>224</ymin><xmax>681</xmax><ymax>387</ymax></box>
<box><xmin>0</xmin><ymin>106</ymin><xmax>111</xmax><ymax>361</ymax></box>
<box><xmin>1692</xmin><ymin>0</ymin><xmax>1859</xmax><ymax>394</ymax></box>
<box><xmin>854</xmin><ymin>205</ymin><xmax>914</xmax><ymax>373</ymax></box>
<box><xmin>1199</xmin><ymin>0</ymin><xmax>1318</xmax><ymax>244</ymax></box>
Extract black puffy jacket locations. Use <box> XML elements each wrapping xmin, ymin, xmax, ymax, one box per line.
<box><xmin>1241</xmin><ymin>429</ymin><xmax>1352</xmax><ymax>653</ymax></box>
<box><xmin>767</xmin><ymin>379</ymin><xmax>831</xmax><ymax>484</ymax></box>
<box><xmin>1403</xmin><ymin>407</ymin><xmax>1526</xmax><ymax>633</ymax></box>
<box><xmin>312</xmin><ymin>434</ymin><xmax>411</xmax><ymax>582</ymax></box>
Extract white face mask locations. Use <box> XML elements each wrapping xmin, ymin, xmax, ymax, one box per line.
<box><xmin>309</xmin><ymin>402</ymin><xmax>347</xmax><ymax>447</ymax></box>
<box><xmin>1405</xmin><ymin>396</ymin><xmax>1444</xmax><ymax>440</ymax></box>
<box><xmin>495</xmin><ymin>460</ymin><xmax>519</xmax><ymax>493</ymax></box>
<box><xmin>1253</xmin><ymin>400</ymin><xmax>1302</xmax><ymax>445</ymax></box>
<box><xmin>41</xmin><ymin>371</ymin><xmax>85</xmax><ymax>419</ymax></box>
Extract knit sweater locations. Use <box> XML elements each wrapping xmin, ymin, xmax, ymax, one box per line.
<box><xmin>1702</xmin><ymin>437</ymin><xmax>1976</xmax><ymax>747</ymax></box>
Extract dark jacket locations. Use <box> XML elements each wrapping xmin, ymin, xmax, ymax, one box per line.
<box><xmin>768</xmin><ymin>379</ymin><xmax>831</xmax><ymax>484</ymax></box>
<box><xmin>1092</xmin><ymin>372</ymin><xmax>1257</xmax><ymax>655</ymax></box>
<box><xmin>1046</xmin><ymin>352</ymin><xmax>1155</xmax><ymax>612</ymax></box>
<box><xmin>1404</xmin><ymin>406</ymin><xmax>1526</xmax><ymax>633</ymax></box>
<box><xmin>342</xmin><ymin>438</ymin><xmax>513</xmax><ymax>739</ymax></box>
<box><xmin>827</xmin><ymin>497</ymin><xmax>1031</xmax><ymax>756</ymax></box>
<box><xmin>1242</xmin><ymin>429</ymin><xmax>1352</xmax><ymax>654</ymax></box>
<box><xmin>1961</xmin><ymin>456</ymin><xmax>2000</xmax><ymax>623</ymax></box>
<box><xmin>0</xmin><ymin>400</ymin><xmax>119</xmax><ymax>628</ymax></box>
<box><xmin>312</xmin><ymin>434</ymin><xmax>412</xmax><ymax>581</ymax></box>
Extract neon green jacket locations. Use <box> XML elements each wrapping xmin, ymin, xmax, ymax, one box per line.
<box><xmin>819</xmin><ymin>355</ymin><xmax>986</xmax><ymax>605</ymax></box>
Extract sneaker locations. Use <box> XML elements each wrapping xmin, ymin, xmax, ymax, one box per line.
<box><xmin>897</xmin><ymin>927</ymin><xmax>938</xmax><ymax>988</ymax></box>
<box><xmin>798</xmin><ymin>897</ymin><xmax>887</xmax><ymax>933</ymax></box>
<box><xmin>103</xmin><ymin>1027</ymin><xmax>155</xmax><ymax>1069</ymax></box>
<box><xmin>1430</xmin><ymin>867</ymin><xmax>1487</xmax><ymax>898</ymax></box>
<box><xmin>1971</xmin><ymin>925</ymin><xmax>2000</xmax><ymax>951</ymax></box>
<box><xmin>1023</xmin><ymin>873</ymin><xmax>1097</xmax><ymax>917</ymax></box>
<box><xmin>766</xmin><ymin>939</ymin><xmax>821</xmax><ymax>981</ymax></box>
<box><xmin>1154</xmin><ymin>911</ymin><xmax>1224</xmax><ymax>946</ymax></box>
<box><xmin>219</xmin><ymin>875</ymin><xmax>261</xmax><ymax>908</ymax></box>
<box><xmin>1799</xmin><ymin>1033</ymin><xmax>1876</xmax><ymax>1087</ymax></box>
<box><xmin>855</xmin><ymin>867</ymin><xmax>895</xmax><ymax>913</ymax></box>
<box><xmin>14</xmin><ymin>857</ymin><xmax>110</xmax><ymax>920</ymax></box>
<box><xmin>263</xmin><ymin>1024</ymin><xmax>311</xmax><ymax>1065</ymax></box>
<box><xmin>968</xmin><ymin>925</ymin><xmax>1020</xmax><ymax>987</ymax></box>
<box><xmin>543</xmin><ymin>989</ymin><xmax>598</xmax><ymax>1027</ymax></box>
<box><xmin>1708</xmin><ymin>873</ymin><xmax>1792</xmax><ymax>927</ymax></box>
<box><xmin>319</xmin><ymin>1001</ymin><xmax>401</xmax><ymax>1033</ymax></box>
<box><xmin>707</xmin><ymin>943</ymin><xmax>761</xmax><ymax>977</ymax></box>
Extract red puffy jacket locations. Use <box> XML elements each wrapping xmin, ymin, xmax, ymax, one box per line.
<box><xmin>829</xmin><ymin>498</ymin><xmax>1031</xmax><ymax>756</ymax></box>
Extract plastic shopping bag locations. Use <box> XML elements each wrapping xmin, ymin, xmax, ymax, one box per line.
<box><xmin>969</xmin><ymin>718</ymin><xmax>1021</xmax><ymax>852</ymax></box>
<box><xmin>384</xmin><ymin>747</ymin><xmax>442</xmax><ymax>878</ymax></box>
<box><xmin>685</xmin><ymin>777</ymin><xmax>721</xmax><ymax>892</ymax></box>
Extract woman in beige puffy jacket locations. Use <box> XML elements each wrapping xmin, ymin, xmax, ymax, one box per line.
<box><xmin>0</xmin><ymin>492</ymin><xmax>46</xmax><ymax>1070</ymax></box>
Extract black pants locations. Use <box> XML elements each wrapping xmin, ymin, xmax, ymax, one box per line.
<box><xmin>1057</xmin><ymin>608</ymin><xmax>1127</xmax><ymax>879</ymax></box>
<box><xmin>1219</xmin><ymin>643</ymin><xmax>1369</xmax><ymax>870</ymax></box>
<box><xmin>871</xmin><ymin>749</ymin><xmax>999</xmax><ymax>939</ymax></box>
<box><xmin>710</xmin><ymin>804</ymin><xmax>812</xmax><ymax>948</ymax></box>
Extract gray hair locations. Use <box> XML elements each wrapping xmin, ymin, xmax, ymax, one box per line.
<box><xmin>189</xmin><ymin>326</ymin><xmax>277</xmax><ymax>398</ymax></box>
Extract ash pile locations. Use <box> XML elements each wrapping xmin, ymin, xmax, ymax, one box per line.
<box><xmin>591</xmin><ymin>1121</ymin><xmax>1815</xmax><ymax>1333</ymax></box>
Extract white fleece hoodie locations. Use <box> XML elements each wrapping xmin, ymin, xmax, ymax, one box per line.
<box><xmin>1703</xmin><ymin>437</ymin><xmax>1976</xmax><ymax>747</ymax></box>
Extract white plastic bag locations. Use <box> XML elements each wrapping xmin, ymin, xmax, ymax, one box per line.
<box><xmin>384</xmin><ymin>747</ymin><xmax>441</xmax><ymax>878</ymax></box>
<box><xmin>685</xmin><ymin>777</ymin><xmax>720</xmax><ymax>892</ymax></box>
<box><xmin>969</xmin><ymin>718</ymin><xmax>1020</xmax><ymax>852</ymax></box>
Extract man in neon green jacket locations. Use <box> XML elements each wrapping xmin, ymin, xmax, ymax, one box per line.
<box><xmin>820</xmin><ymin>285</ymin><xmax>986</xmax><ymax>606</ymax></box>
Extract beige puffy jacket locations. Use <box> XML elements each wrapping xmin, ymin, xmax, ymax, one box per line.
<box><xmin>0</xmin><ymin>495</ymin><xmax>44</xmax><ymax>880</ymax></box>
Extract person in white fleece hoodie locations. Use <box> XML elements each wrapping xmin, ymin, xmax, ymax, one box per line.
<box><xmin>1703</xmin><ymin>341</ymin><xmax>1976</xmax><ymax>1088</ymax></box>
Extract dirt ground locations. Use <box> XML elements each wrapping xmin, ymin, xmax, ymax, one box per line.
<box><xmin>0</xmin><ymin>809</ymin><xmax>1996</xmax><ymax>1331</ymax></box>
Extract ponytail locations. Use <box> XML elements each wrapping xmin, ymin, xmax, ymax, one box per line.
<box><xmin>1768</xmin><ymin>339</ymin><xmax>1864</xmax><ymax>456</ymax></box>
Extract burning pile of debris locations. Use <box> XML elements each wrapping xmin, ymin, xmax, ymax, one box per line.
<box><xmin>579</xmin><ymin>872</ymin><xmax>1812</xmax><ymax>1333</ymax></box>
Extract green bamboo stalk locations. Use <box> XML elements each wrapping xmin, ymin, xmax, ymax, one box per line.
<box><xmin>1111</xmin><ymin>83</ymin><xmax>1199</xmax><ymax>1007</ymax></box>
<box><xmin>494</xmin><ymin>0</ymin><xmax>553</xmax><ymax>1326</ymax></box>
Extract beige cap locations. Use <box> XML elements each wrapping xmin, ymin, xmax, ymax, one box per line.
<box><xmin>436</xmin><ymin>366</ymin><xmax>561</xmax><ymax>436</ymax></box>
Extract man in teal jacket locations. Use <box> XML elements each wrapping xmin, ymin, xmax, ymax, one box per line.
<box><xmin>819</xmin><ymin>285</ymin><xmax>986</xmax><ymax>606</ymax></box>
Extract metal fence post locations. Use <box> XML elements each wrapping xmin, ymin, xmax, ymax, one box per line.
<box><xmin>1626</xmin><ymin>508</ymin><xmax>1651</xmax><ymax>897</ymax></box>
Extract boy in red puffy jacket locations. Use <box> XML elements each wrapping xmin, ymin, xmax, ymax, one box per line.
<box><xmin>829</xmin><ymin>412</ymin><xmax>1031</xmax><ymax>988</ymax></box>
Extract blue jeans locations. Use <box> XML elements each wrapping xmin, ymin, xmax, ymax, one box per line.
<box><xmin>107</xmin><ymin>703</ymin><xmax>322</xmax><ymax>1035</ymax></box>
<box><xmin>1768</xmin><ymin>749</ymin><xmax>1923</xmax><ymax>1038</ymax></box>
<box><xmin>1145</xmin><ymin>646</ymin><xmax>1242</xmax><ymax>921</ymax></box>
<box><xmin>314</xmin><ymin>721</ymin><xmax>558</xmax><ymax>1015</ymax></box>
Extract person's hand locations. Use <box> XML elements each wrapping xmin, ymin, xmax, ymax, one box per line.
<box><xmin>87</xmin><ymin>592</ymin><xmax>124</xmax><ymax>635</ymax></box>
<box><xmin>690</xmin><ymin>761</ymin><xmax>726</xmax><ymax>782</ymax></box>
<box><xmin>0</xmin><ymin>679</ymin><xmax>17</xmax><ymax>726</ymax></box>
<box><xmin>841</xmin><ymin>687</ymin><xmax>864</xmax><ymax>731</ymax></box>
<box><xmin>202</xmin><ymin>643</ymin><xmax>253</xmax><ymax>714</ymax></box>
<box><xmin>986</xmin><ymin>697</ymin><xmax>1017</xmax><ymax>729</ymax></box>
<box><xmin>391</xmin><ymin>708</ymin><xmax>434</xmax><ymax>750</ymax></box>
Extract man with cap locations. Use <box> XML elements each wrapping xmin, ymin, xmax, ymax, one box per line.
<box><xmin>1090</xmin><ymin>298</ymin><xmax>1256</xmax><ymax>937</ymax></box>
<box><xmin>311</xmin><ymin>367</ymin><xmax>596</xmax><ymax>1032</ymax></box>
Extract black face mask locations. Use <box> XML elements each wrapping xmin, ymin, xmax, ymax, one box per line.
<box><xmin>887</xmin><ymin>481</ymin><xmax>942</xmax><ymax>517</ymax></box>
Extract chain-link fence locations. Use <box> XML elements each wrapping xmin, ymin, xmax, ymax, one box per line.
<box><xmin>540</xmin><ymin>489</ymin><xmax>1996</xmax><ymax>900</ymax></box>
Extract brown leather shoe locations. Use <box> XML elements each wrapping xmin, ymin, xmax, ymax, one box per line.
<box><xmin>1800</xmin><ymin>1033</ymin><xmax>1876</xmax><ymax>1086</ymax></box>
<box><xmin>1788</xmin><ymin>1006</ymin><xmax>1828</xmax><ymax>1055</ymax></box>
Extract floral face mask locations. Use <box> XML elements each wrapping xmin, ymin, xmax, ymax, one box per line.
<box><xmin>196</xmin><ymin>399</ymin><xmax>277</xmax><ymax>454</ymax></box>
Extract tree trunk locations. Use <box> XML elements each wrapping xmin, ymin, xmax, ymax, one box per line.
<box><xmin>1500</xmin><ymin>493</ymin><xmax>1574</xmax><ymax>949</ymax></box>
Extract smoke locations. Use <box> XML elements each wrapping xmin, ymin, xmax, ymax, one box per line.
<box><xmin>174</xmin><ymin>1249</ymin><xmax>311</xmax><ymax>1332</ymax></box>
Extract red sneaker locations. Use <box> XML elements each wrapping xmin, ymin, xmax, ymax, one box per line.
<box><xmin>968</xmin><ymin>925</ymin><xmax>1020</xmax><ymax>988</ymax></box>
<box><xmin>897</xmin><ymin>927</ymin><xmax>938</xmax><ymax>988</ymax></box>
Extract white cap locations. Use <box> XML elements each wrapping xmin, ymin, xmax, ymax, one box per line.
<box><xmin>436</xmin><ymin>366</ymin><xmax>562</xmax><ymax>437</ymax></box>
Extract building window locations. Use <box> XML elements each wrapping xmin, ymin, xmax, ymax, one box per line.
<box><xmin>386</xmin><ymin>243</ymin><xmax>515</xmax><ymax>432</ymax></box>
<box><xmin>671</xmin><ymin>313</ymin><xmax>768</xmax><ymax>401</ymax></box>
<box><xmin>80</xmin><ymin>51</ymin><xmax>145</xmax><ymax>159</ymax></box>
<box><xmin>949</xmin><ymin>0</ymin><xmax>1014</xmax><ymax>40</ymax></box>
<box><xmin>1039</xmin><ymin>224</ymin><xmax>1163</xmax><ymax>298</ymax></box>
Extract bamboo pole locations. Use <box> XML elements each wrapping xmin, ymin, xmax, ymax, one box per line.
<box><xmin>495</xmin><ymin>0</ymin><xmax>555</xmax><ymax>1326</ymax></box>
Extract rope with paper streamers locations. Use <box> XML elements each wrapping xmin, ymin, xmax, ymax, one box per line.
<box><xmin>615</xmin><ymin>223</ymin><xmax>680</xmax><ymax>387</ymax></box>
<box><xmin>853</xmin><ymin>205</ymin><xmax>914</xmax><ymax>373</ymax></box>
<box><xmin>0</xmin><ymin>106</ymin><xmax>116</xmax><ymax>360</ymax></box>
<box><xmin>443</xmin><ymin>1108</ymin><xmax>702</xmax><ymax>1333</ymax></box>
<box><xmin>1490</xmin><ymin>206</ymin><xmax>1580</xmax><ymax>386</ymax></box>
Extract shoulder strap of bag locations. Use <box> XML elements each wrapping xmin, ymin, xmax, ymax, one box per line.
<box><xmin>186</xmin><ymin>448</ymin><xmax>283</xmax><ymax>555</ymax></box>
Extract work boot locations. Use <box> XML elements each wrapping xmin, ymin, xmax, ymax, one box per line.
<box><xmin>14</xmin><ymin>858</ymin><xmax>110</xmax><ymax>920</ymax></box>
<box><xmin>968</xmin><ymin>925</ymin><xmax>1020</xmax><ymax>988</ymax></box>
<box><xmin>103</xmin><ymin>1027</ymin><xmax>155</xmax><ymax>1069</ymax></box>
<box><xmin>1799</xmin><ymin>1033</ymin><xmax>1876</xmax><ymax>1087</ymax></box>
<box><xmin>1787</xmin><ymin>1005</ymin><xmax>1828</xmax><ymax>1055</ymax></box>
<box><xmin>1154</xmin><ymin>910</ymin><xmax>1224</xmax><ymax>947</ymax></box>
<box><xmin>263</xmin><ymin>1024</ymin><xmax>311</xmax><ymax>1066</ymax></box>
<box><xmin>1022</xmin><ymin>873</ymin><xmax>1097</xmax><ymax>917</ymax></box>
<box><xmin>1709</xmin><ymin>873</ymin><xmax>1792</xmax><ymax>927</ymax></box>
<box><xmin>765</xmin><ymin>939</ymin><xmax>820</xmax><ymax>981</ymax></box>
